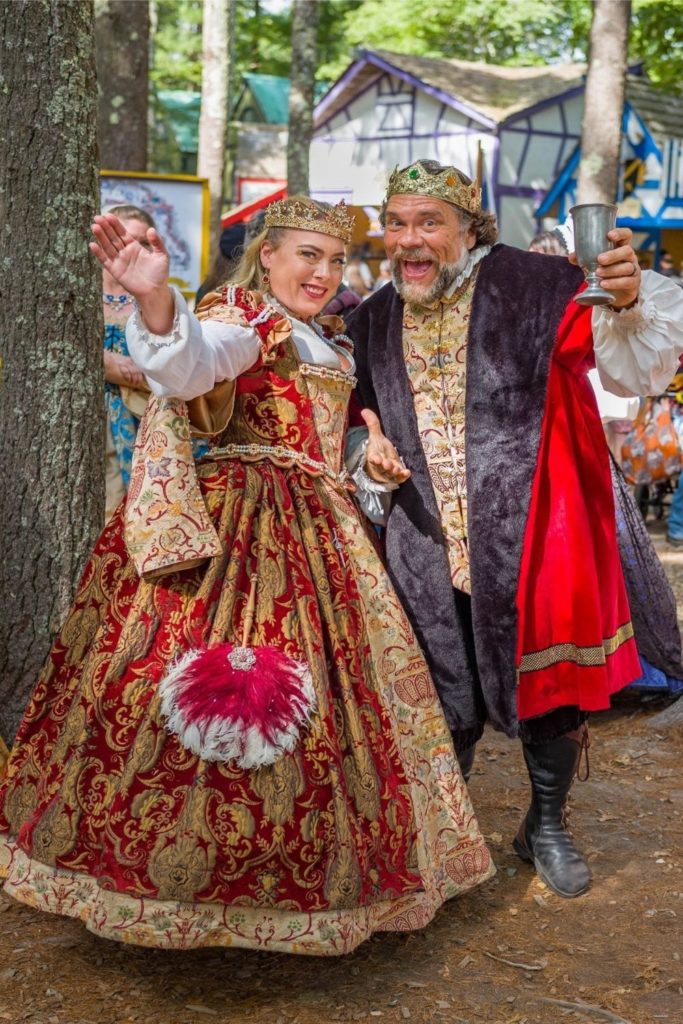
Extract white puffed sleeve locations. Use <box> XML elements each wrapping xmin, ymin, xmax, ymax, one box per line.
<box><xmin>126</xmin><ymin>287</ymin><xmax>260</xmax><ymax>400</ymax></box>
<box><xmin>592</xmin><ymin>271</ymin><xmax>683</xmax><ymax>397</ymax></box>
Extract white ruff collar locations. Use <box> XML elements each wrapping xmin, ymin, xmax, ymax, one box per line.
<box><xmin>443</xmin><ymin>245</ymin><xmax>491</xmax><ymax>298</ymax></box>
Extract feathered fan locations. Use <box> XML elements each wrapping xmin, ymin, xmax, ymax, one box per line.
<box><xmin>158</xmin><ymin>575</ymin><xmax>315</xmax><ymax>769</ymax></box>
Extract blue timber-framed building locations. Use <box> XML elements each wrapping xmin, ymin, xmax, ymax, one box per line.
<box><xmin>310</xmin><ymin>49</ymin><xmax>683</xmax><ymax>258</ymax></box>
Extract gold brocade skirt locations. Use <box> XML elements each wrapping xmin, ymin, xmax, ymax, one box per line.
<box><xmin>0</xmin><ymin>455</ymin><xmax>493</xmax><ymax>953</ymax></box>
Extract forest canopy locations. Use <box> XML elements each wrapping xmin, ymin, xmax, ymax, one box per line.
<box><xmin>150</xmin><ymin>0</ymin><xmax>683</xmax><ymax>95</ymax></box>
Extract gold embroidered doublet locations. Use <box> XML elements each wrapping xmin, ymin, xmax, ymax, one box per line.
<box><xmin>402</xmin><ymin>272</ymin><xmax>478</xmax><ymax>593</ymax></box>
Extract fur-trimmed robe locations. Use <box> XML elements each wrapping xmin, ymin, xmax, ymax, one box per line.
<box><xmin>347</xmin><ymin>244</ymin><xmax>682</xmax><ymax>742</ymax></box>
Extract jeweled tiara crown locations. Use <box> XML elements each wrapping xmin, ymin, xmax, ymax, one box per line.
<box><xmin>386</xmin><ymin>161</ymin><xmax>482</xmax><ymax>214</ymax></box>
<box><xmin>264</xmin><ymin>198</ymin><xmax>355</xmax><ymax>243</ymax></box>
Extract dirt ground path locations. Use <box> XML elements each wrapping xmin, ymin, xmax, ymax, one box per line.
<box><xmin>1</xmin><ymin>526</ymin><xmax>681</xmax><ymax>1024</ymax></box>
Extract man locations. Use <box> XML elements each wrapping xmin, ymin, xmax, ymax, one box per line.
<box><xmin>347</xmin><ymin>159</ymin><xmax>683</xmax><ymax>899</ymax></box>
<box><xmin>658</xmin><ymin>250</ymin><xmax>683</xmax><ymax>285</ymax></box>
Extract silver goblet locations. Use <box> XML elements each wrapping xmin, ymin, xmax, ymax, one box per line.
<box><xmin>569</xmin><ymin>203</ymin><xmax>617</xmax><ymax>306</ymax></box>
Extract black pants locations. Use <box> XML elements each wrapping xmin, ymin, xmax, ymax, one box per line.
<box><xmin>451</xmin><ymin>588</ymin><xmax>587</xmax><ymax>752</ymax></box>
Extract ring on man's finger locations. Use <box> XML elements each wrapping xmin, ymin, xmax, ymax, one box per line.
<box><xmin>628</xmin><ymin>261</ymin><xmax>638</xmax><ymax>276</ymax></box>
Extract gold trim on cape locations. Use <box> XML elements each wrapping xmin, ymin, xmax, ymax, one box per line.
<box><xmin>519</xmin><ymin>621</ymin><xmax>635</xmax><ymax>675</ymax></box>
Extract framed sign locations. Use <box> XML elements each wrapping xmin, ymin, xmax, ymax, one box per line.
<box><xmin>100</xmin><ymin>171</ymin><xmax>210</xmax><ymax>299</ymax></box>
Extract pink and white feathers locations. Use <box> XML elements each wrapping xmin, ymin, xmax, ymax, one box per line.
<box><xmin>158</xmin><ymin>644</ymin><xmax>316</xmax><ymax>769</ymax></box>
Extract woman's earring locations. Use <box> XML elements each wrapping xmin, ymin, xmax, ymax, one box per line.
<box><xmin>262</xmin><ymin>269</ymin><xmax>270</xmax><ymax>286</ymax></box>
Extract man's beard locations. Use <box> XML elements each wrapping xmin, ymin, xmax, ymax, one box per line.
<box><xmin>391</xmin><ymin>248</ymin><xmax>471</xmax><ymax>306</ymax></box>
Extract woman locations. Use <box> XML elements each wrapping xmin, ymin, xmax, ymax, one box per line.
<box><xmin>102</xmin><ymin>203</ymin><xmax>208</xmax><ymax>517</ymax></box>
<box><xmin>101</xmin><ymin>204</ymin><xmax>152</xmax><ymax>517</ymax></box>
<box><xmin>0</xmin><ymin>198</ymin><xmax>493</xmax><ymax>954</ymax></box>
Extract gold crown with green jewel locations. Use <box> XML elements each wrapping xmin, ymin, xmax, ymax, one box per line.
<box><xmin>386</xmin><ymin>161</ymin><xmax>482</xmax><ymax>214</ymax></box>
<box><xmin>264</xmin><ymin>198</ymin><xmax>355</xmax><ymax>243</ymax></box>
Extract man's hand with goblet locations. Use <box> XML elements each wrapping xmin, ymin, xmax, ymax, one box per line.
<box><xmin>592</xmin><ymin>226</ymin><xmax>641</xmax><ymax>309</ymax></box>
<box><xmin>568</xmin><ymin>204</ymin><xmax>640</xmax><ymax>310</ymax></box>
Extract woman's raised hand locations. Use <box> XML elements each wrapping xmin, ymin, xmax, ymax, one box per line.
<box><xmin>90</xmin><ymin>213</ymin><xmax>169</xmax><ymax>300</ymax></box>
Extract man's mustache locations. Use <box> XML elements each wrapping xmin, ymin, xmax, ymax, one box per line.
<box><xmin>392</xmin><ymin>249</ymin><xmax>436</xmax><ymax>263</ymax></box>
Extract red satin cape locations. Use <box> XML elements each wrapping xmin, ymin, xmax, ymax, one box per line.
<box><xmin>515</xmin><ymin>297</ymin><xmax>640</xmax><ymax>720</ymax></box>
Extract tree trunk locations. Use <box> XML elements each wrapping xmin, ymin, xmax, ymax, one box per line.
<box><xmin>577</xmin><ymin>0</ymin><xmax>631</xmax><ymax>204</ymax></box>
<box><xmin>0</xmin><ymin>0</ymin><xmax>104</xmax><ymax>743</ymax></box>
<box><xmin>197</xmin><ymin>0</ymin><xmax>232</xmax><ymax>258</ymax></box>
<box><xmin>94</xmin><ymin>0</ymin><xmax>149</xmax><ymax>171</ymax></box>
<box><xmin>286</xmin><ymin>0</ymin><xmax>320</xmax><ymax>196</ymax></box>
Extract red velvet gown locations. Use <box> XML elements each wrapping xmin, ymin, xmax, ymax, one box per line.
<box><xmin>0</xmin><ymin>289</ymin><xmax>493</xmax><ymax>953</ymax></box>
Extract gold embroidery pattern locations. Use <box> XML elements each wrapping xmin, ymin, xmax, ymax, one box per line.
<box><xmin>327</xmin><ymin>486</ymin><xmax>494</xmax><ymax>902</ymax></box>
<box><xmin>403</xmin><ymin>273</ymin><xmax>478</xmax><ymax>593</ymax></box>
<box><xmin>0</xmin><ymin>335</ymin><xmax>493</xmax><ymax>954</ymax></box>
<box><xmin>124</xmin><ymin>396</ymin><xmax>223</xmax><ymax>579</ymax></box>
<box><xmin>519</xmin><ymin>621</ymin><xmax>635</xmax><ymax>674</ymax></box>
<box><xmin>2</xmin><ymin>844</ymin><xmax>491</xmax><ymax>954</ymax></box>
<box><xmin>297</xmin><ymin>364</ymin><xmax>355</xmax><ymax>478</ymax></box>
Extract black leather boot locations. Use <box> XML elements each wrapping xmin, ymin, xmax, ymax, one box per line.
<box><xmin>513</xmin><ymin>726</ymin><xmax>591</xmax><ymax>898</ymax></box>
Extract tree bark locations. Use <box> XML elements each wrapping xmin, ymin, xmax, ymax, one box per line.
<box><xmin>94</xmin><ymin>0</ymin><xmax>149</xmax><ymax>171</ymax></box>
<box><xmin>286</xmin><ymin>0</ymin><xmax>320</xmax><ymax>196</ymax></box>
<box><xmin>0</xmin><ymin>0</ymin><xmax>104</xmax><ymax>743</ymax></box>
<box><xmin>197</xmin><ymin>0</ymin><xmax>232</xmax><ymax>257</ymax></box>
<box><xmin>577</xmin><ymin>0</ymin><xmax>631</xmax><ymax>204</ymax></box>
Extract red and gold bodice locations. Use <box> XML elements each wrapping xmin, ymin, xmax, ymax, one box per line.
<box><xmin>124</xmin><ymin>289</ymin><xmax>356</xmax><ymax>579</ymax></box>
<box><xmin>204</xmin><ymin>290</ymin><xmax>356</xmax><ymax>485</ymax></box>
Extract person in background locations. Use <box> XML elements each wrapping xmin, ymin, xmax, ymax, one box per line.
<box><xmin>667</xmin><ymin>478</ymin><xmax>683</xmax><ymax>546</ymax></box>
<box><xmin>665</xmin><ymin>366</ymin><xmax>683</xmax><ymax>546</ymax></box>
<box><xmin>373</xmin><ymin>258</ymin><xmax>393</xmax><ymax>291</ymax></box>
<box><xmin>195</xmin><ymin>223</ymin><xmax>246</xmax><ymax>305</ymax></box>
<box><xmin>345</xmin><ymin>264</ymin><xmax>373</xmax><ymax>299</ymax></box>
<box><xmin>348</xmin><ymin>246</ymin><xmax>374</xmax><ymax>291</ymax></box>
<box><xmin>658</xmin><ymin>250</ymin><xmax>683</xmax><ymax>286</ymax></box>
<box><xmin>587</xmin><ymin>368</ymin><xmax>639</xmax><ymax>467</ymax></box>
<box><xmin>527</xmin><ymin>228</ymin><xmax>568</xmax><ymax>256</ymax></box>
<box><xmin>101</xmin><ymin>204</ymin><xmax>153</xmax><ymax>518</ymax></box>
<box><xmin>244</xmin><ymin>208</ymin><xmax>267</xmax><ymax>242</ymax></box>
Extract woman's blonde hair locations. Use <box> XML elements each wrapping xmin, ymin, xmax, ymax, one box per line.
<box><xmin>230</xmin><ymin>195</ymin><xmax>341</xmax><ymax>291</ymax></box>
<box><xmin>230</xmin><ymin>225</ymin><xmax>286</xmax><ymax>291</ymax></box>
